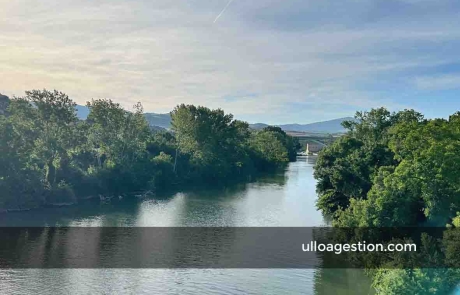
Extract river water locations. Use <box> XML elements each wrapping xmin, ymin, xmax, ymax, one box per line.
<box><xmin>0</xmin><ymin>156</ymin><xmax>374</xmax><ymax>294</ymax></box>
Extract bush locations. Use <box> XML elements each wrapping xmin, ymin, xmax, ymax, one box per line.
<box><xmin>44</xmin><ymin>181</ymin><xmax>76</xmax><ymax>205</ymax></box>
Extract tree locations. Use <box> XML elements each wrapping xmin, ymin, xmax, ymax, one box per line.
<box><xmin>387</xmin><ymin>118</ymin><xmax>460</xmax><ymax>224</ymax></box>
<box><xmin>83</xmin><ymin>99</ymin><xmax>153</xmax><ymax>194</ymax></box>
<box><xmin>314</xmin><ymin>108</ymin><xmax>424</xmax><ymax>216</ymax></box>
<box><xmin>333</xmin><ymin>164</ymin><xmax>424</xmax><ymax>227</ymax></box>
<box><xmin>0</xmin><ymin>89</ymin><xmax>307</xmax><ymax>209</ymax></box>
<box><xmin>316</xmin><ymin>107</ymin><xmax>460</xmax><ymax>293</ymax></box>
<box><xmin>86</xmin><ymin>99</ymin><xmax>150</xmax><ymax>169</ymax></box>
<box><xmin>249</xmin><ymin>130</ymin><xmax>289</xmax><ymax>169</ymax></box>
<box><xmin>8</xmin><ymin>90</ymin><xmax>80</xmax><ymax>187</ymax></box>
<box><xmin>171</xmin><ymin>104</ymin><xmax>253</xmax><ymax>181</ymax></box>
<box><xmin>262</xmin><ymin>126</ymin><xmax>300</xmax><ymax>161</ymax></box>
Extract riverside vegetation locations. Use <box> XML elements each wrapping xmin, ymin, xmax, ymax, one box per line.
<box><xmin>314</xmin><ymin>107</ymin><xmax>460</xmax><ymax>294</ymax></box>
<box><xmin>3</xmin><ymin>89</ymin><xmax>459</xmax><ymax>293</ymax></box>
<box><xmin>0</xmin><ymin>89</ymin><xmax>299</xmax><ymax>211</ymax></box>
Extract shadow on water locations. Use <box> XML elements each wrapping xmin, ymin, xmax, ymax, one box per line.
<box><xmin>0</xmin><ymin>197</ymin><xmax>143</xmax><ymax>227</ymax></box>
<box><xmin>0</xmin><ymin>158</ymin><xmax>374</xmax><ymax>294</ymax></box>
<box><xmin>314</xmin><ymin>268</ymin><xmax>375</xmax><ymax>295</ymax></box>
<box><xmin>0</xmin><ymin>166</ymin><xmax>288</xmax><ymax>227</ymax></box>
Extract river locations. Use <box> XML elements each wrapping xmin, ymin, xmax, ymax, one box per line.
<box><xmin>0</xmin><ymin>156</ymin><xmax>374</xmax><ymax>294</ymax></box>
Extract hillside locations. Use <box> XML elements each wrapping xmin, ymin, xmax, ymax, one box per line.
<box><xmin>248</xmin><ymin>123</ymin><xmax>269</xmax><ymax>130</ymax></box>
<box><xmin>0</xmin><ymin>93</ymin><xmax>10</xmax><ymax>115</ymax></box>
<box><xmin>76</xmin><ymin>105</ymin><xmax>90</xmax><ymax>120</ymax></box>
<box><xmin>249</xmin><ymin>117</ymin><xmax>354</xmax><ymax>134</ymax></box>
<box><xmin>144</xmin><ymin>113</ymin><xmax>172</xmax><ymax>129</ymax></box>
<box><xmin>75</xmin><ymin>105</ymin><xmax>352</xmax><ymax>133</ymax></box>
<box><xmin>76</xmin><ymin>105</ymin><xmax>171</xmax><ymax>129</ymax></box>
<box><xmin>278</xmin><ymin>117</ymin><xmax>354</xmax><ymax>133</ymax></box>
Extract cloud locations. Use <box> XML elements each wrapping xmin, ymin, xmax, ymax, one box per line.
<box><xmin>413</xmin><ymin>74</ymin><xmax>460</xmax><ymax>90</ymax></box>
<box><xmin>0</xmin><ymin>0</ymin><xmax>459</xmax><ymax>123</ymax></box>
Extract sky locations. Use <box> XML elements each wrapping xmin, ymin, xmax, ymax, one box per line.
<box><xmin>1</xmin><ymin>0</ymin><xmax>460</xmax><ymax>124</ymax></box>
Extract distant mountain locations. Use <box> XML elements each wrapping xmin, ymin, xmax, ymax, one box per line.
<box><xmin>75</xmin><ymin>104</ymin><xmax>171</xmax><ymax>129</ymax></box>
<box><xmin>144</xmin><ymin>113</ymin><xmax>171</xmax><ymax>129</ymax></box>
<box><xmin>277</xmin><ymin>117</ymin><xmax>354</xmax><ymax>134</ymax></box>
<box><xmin>150</xmin><ymin>125</ymin><xmax>168</xmax><ymax>132</ymax></box>
<box><xmin>208</xmin><ymin>117</ymin><xmax>354</xmax><ymax>133</ymax></box>
<box><xmin>248</xmin><ymin>123</ymin><xmax>269</xmax><ymax>130</ymax></box>
<box><xmin>76</xmin><ymin>105</ymin><xmax>90</xmax><ymax>120</ymax></box>
<box><xmin>250</xmin><ymin>117</ymin><xmax>354</xmax><ymax>134</ymax></box>
<box><xmin>75</xmin><ymin>104</ymin><xmax>352</xmax><ymax>134</ymax></box>
<box><xmin>0</xmin><ymin>93</ymin><xmax>10</xmax><ymax>115</ymax></box>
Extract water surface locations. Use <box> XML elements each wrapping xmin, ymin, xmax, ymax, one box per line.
<box><xmin>0</xmin><ymin>157</ymin><xmax>374</xmax><ymax>294</ymax></box>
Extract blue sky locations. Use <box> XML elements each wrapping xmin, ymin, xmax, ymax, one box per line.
<box><xmin>1</xmin><ymin>0</ymin><xmax>459</xmax><ymax>124</ymax></box>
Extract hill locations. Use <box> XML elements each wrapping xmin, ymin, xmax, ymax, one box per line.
<box><xmin>248</xmin><ymin>123</ymin><xmax>269</xmax><ymax>130</ymax></box>
<box><xmin>144</xmin><ymin>113</ymin><xmax>172</xmax><ymax>129</ymax></box>
<box><xmin>76</xmin><ymin>105</ymin><xmax>90</xmax><ymax>120</ymax></box>
<box><xmin>75</xmin><ymin>105</ymin><xmax>171</xmax><ymax>129</ymax></box>
<box><xmin>278</xmin><ymin>117</ymin><xmax>354</xmax><ymax>133</ymax></box>
<box><xmin>0</xmin><ymin>93</ymin><xmax>10</xmax><ymax>115</ymax></box>
<box><xmin>250</xmin><ymin>117</ymin><xmax>353</xmax><ymax>134</ymax></box>
<box><xmin>75</xmin><ymin>104</ymin><xmax>352</xmax><ymax>133</ymax></box>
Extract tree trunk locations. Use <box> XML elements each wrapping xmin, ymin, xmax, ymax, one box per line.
<box><xmin>46</xmin><ymin>159</ymin><xmax>56</xmax><ymax>186</ymax></box>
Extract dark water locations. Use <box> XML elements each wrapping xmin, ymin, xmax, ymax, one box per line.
<box><xmin>0</xmin><ymin>157</ymin><xmax>374</xmax><ymax>294</ymax></box>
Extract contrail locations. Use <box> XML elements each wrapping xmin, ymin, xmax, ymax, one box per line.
<box><xmin>214</xmin><ymin>0</ymin><xmax>234</xmax><ymax>23</ymax></box>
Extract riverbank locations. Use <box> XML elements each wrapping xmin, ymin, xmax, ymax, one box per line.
<box><xmin>0</xmin><ymin>158</ymin><xmax>373</xmax><ymax>294</ymax></box>
<box><xmin>0</xmin><ymin>164</ymin><xmax>290</xmax><ymax>214</ymax></box>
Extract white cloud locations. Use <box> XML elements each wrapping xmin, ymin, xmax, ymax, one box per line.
<box><xmin>413</xmin><ymin>74</ymin><xmax>460</xmax><ymax>90</ymax></box>
<box><xmin>0</xmin><ymin>0</ymin><xmax>459</xmax><ymax>123</ymax></box>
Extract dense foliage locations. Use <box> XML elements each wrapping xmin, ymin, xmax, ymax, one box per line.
<box><xmin>315</xmin><ymin>107</ymin><xmax>460</xmax><ymax>226</ymax></box>
<box><xmin>0</xmin><ymin>90</ymin><xmax>299</xmax><ymax>210</ymax></box>
<box><xmin>314</xmin><ymin>107</ymin><xmax>460</xmax><ymax>294</ymax></box>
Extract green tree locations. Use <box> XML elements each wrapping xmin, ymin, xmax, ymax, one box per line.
<box><xmin>316</xmin><ymin>107</ymin><xmax>460</xmax><ymax>293</ymax></box>
<box><xmin>171</xmin><ymin>104</ymin><xmax>252</xmax><ymax>181</ymax></box>
<box><xmin>249</xmin><ymin>130</ymin><xmax>290</xmax><ymax>168</ymax></box>
<box><xmin>314</xmin><ymin>108</ymin><xmax>424</xmax><ymax>216</ymax></box>
<box><xmin>86</xmin><ymin>99</ymin><xmax>150</xmax><ymax>169</ymax></box>
<box><xmin>0</xmin><ymin>116</ymin><xmax>45</xmax><ymax>208</ymax></box>
<box><xmin>84</xmin><ymin>99</ymin><xmax>153</xmax><ymax>194</ymax></box>
<box><xmin>262</xmin><ymin>126</ymin><xmax>300</xmax><ymax>161</ymax></box>
<box><xmin>8</xmin><ymin>90</ymin><xmax>80</xmax><ymax>187</ymax></box>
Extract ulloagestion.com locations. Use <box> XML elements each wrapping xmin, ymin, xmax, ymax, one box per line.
<box><xmin>302</xmin><ymin>241</ymin><xmax>417</xmax><ymax>255</ymax></box>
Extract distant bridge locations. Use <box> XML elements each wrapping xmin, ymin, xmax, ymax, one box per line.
<box><xmin>306</xmin><ymin>142</ymin><xmax>325</xmax><ymax>155</ymax></box>
<box><xmin>286</xmin><ymin>131</ymin><xmax>342</xmax><ymax>155</ymax></box>
<box><xmin>289</xmin><ymin>134</ymin><xmax>332</xmax><ymax>155</ymax></box>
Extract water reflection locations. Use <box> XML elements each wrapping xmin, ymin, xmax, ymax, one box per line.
<box><xmin>0</xmin><ymin>158</ymin><xmax>373</xmax><ymax>294</ymax></box>
<box><xmin>0</xmin><ymin>269</ymin><xmax>373</xmax><ymax>295</ymax></box>
<box><xmin>314</xmin><ymin>268</ymin><xmax>375</xmax><ymax>294</ymax></box>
